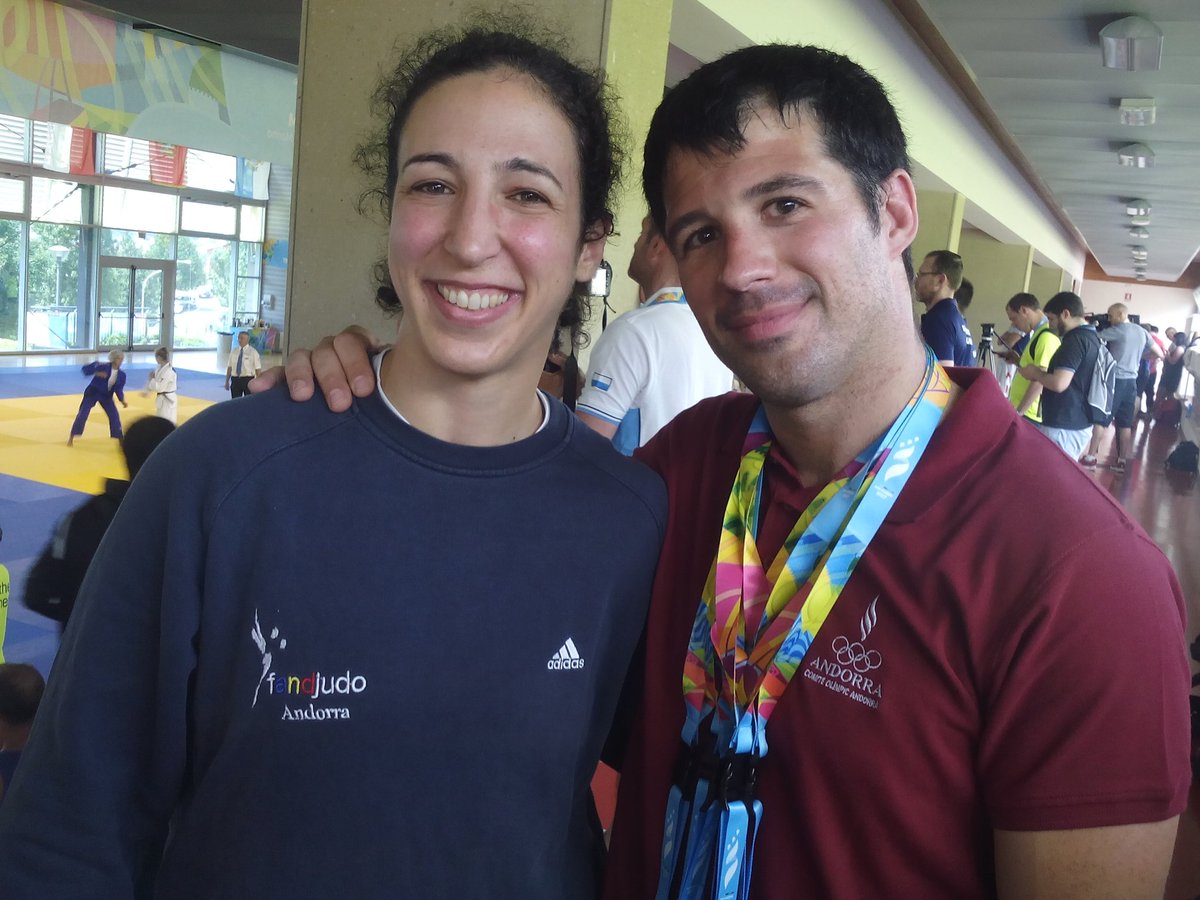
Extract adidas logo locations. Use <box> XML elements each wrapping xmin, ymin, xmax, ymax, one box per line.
<box><xmin>547</xmin><ymin>638</ymin><xmax>586</xmax><ymax>671</ymax></box>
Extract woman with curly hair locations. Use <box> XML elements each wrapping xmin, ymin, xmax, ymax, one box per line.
<box><xmin>0</xmin><ymin>20</ymin><xmax>664</xmax><ymax>899</ymax></box>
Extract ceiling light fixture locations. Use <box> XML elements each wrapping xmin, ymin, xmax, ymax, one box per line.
<box><xmin>1125</xmin><ymin>199</ymin><xmax>1151</xmax><ymax>216</ymax></box>
<box><xmin>1128</xmin><ymin>227</ymin><xmax>1150</xmax><ymax>239</ymax></box>
<box><xmin>1135</xmin><ymin>273</ymin><xmax>1147</xmax><ymax>281</ymax></box>
<box><xmin>1131</xmin><ymin>247</ymin><xmax>1148</xmax><ymax>260</ymax></box>
<box><xmin>1129</xmin><ymin>214</ymin><xmax>1152</xmax><ymax>227</ymax></box>
<box><xmin>1100</xmin><ymin>16</ymin><xmax>1163</xmax><ymax>71</ymax></box>
<box><xmin>1118</xmin><ymin>143</ymin><xmax>1155</xmax><ymax>167</ymax></box>
<box><xmin>1119</xmin><ymin>98</ymin><xmax>1157</xmax><ymax>126</ymax></box>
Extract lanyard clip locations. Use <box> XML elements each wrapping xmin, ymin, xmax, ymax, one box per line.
<box><xmin>719</xmin><ymin>753</ymin><xmax>758</xmax><ymax>807</ymax></box>
<box><xmin>672</xmin><ymin>741</ymin><xmax>723</xmax><ymax>796</ymax></box>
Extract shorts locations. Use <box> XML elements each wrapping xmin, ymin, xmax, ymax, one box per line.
<box><xmin>1112</xmin><ymin>377</ymin><xmax>1137</xmax><ymax>428</ymax></box>
<box><xmin>1034</xmin><ymin>423</ymin><xmax>1091</xmax><ymax>460</ymax></box>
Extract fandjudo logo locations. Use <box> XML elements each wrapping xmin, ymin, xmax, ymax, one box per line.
<box><xmin>265</xmin><ymin>670</ymin><xmax>367</xmax><ymax>698</ymax></box>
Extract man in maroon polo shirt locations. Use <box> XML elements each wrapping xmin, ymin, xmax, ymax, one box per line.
<box><xmin>268</xmin><ymin>43</ymin><xmax>1190</xmax><ymax>900</ymax></box>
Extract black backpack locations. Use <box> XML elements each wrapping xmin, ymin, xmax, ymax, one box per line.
<box><xmin>1165</xmin><ymin>441</ymin><xmax>1199</xmax><ymax>474</ymax></box>
<box><xmin>23</xmin><ymin>490</ymin><xmax>123</xmax><ymax>624</ymax></box>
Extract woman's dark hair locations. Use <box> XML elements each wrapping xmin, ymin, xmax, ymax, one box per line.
<box><xmin>356</xmin><ymin>16</ymin><xmax>623</xmax><ymax>349</ymax></box>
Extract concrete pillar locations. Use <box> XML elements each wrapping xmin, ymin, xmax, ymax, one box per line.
<box><xmin>912</xmin><ymin>189</ymin><xmax>964</xmax><ymax>265</ymax></box>
<box><xmin>955</xmin><ymin>230</ymin><xmax>1033</xmax><ymax>341</ymax></box>
<box><xmin>1028</xmin><ymin>263</ymin><xmax>1066</xmax><ymax>304</ymax></box>
<box><xmin>596</xmin><ymin>0</ymin><xmax>674</xmax><ymax>326</ymax></box>
<box><xmin>286</xmin><ymin>0</ymin><xmax>672</xmax><ymax>353</ymax></box>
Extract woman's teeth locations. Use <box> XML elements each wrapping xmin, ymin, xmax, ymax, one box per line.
<box><xmin>438</xmin><ymin>285</ymin><xmax>512</xmax><ymax>310</ymax></box>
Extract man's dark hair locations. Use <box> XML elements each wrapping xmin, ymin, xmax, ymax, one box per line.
<box><xmin>356</xmin><ymin>15</ymin><xmax>623</xmax><ymax>348</ymax></box>
<box><xmin>1044</xmin><ymin>291</ymin><xmax>1085</xmax><ymax>320</ymax></box>
<box><xmin>924</xmin><ymin>250</ymin><xmax>963</xmax><ymax>291</ymax></box>
<box><xmin>642</xmin><ymin>44</ymin><xmax>912</xmax><ymax>277</ymax></box>
<box><xmin>0</xmin><ymin>663</ymin><xmax>44</xmax><ymax>726</ymax></box>
<box><xmin>1006</xmin><ymin>292</ymin><xmax>1040</xmax><ymax>312</ymax></box>
<box><xmin>954</xmin><ymin>278</ymin><xmax>974</xmax><ymax>310</ymax></box>
<box><xmin>122</xmin><ymin>416</ymin><xmax>175</xmax><ymax>480</ymax></box>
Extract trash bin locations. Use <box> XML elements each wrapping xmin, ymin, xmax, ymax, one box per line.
<box><xmin>217</xmin><ymin>330</ymin><xmax>233</xmax><ymax>358</ymax></box>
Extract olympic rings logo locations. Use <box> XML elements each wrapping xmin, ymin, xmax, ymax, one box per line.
<box><xmin>831</xmin><ymin>635</ymin><xmax>882</xmax><ymax>672</ymax></box>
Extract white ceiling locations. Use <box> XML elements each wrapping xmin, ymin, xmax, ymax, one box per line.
<box><xmin>79</xmin><ymin>0</ymin><xmax>1200</xmax><ymax>286</ymax></box>
<box><xmin>908</xmin><ymin>0</ymin><xmax>1200</xmax><ymax>284</ymax></box>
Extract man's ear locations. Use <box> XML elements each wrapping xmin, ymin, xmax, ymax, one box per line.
<box><xmin>880</xmin><ymin>169</ymin><xmax>919</xmax><ymax>256</ymax></box>
<box><xmin>647</xmin><ymin>232</ymin><xmax>671</xmax><ymax>267</ymax></box>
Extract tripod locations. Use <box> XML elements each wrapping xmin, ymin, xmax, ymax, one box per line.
<box><xmin>976</xmin><ymin>332</ymin><xmax>1010</xmax><ymax>392</ymax></box>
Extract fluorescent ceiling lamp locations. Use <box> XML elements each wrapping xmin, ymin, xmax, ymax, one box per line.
<box><xmin>1128</xmin><ymin>227</ymin><xmax>1150</xmax><ymax>239</ymax></box>
<box><xmin>1119</xmin><ymin>98</ymin><xmax>1157</xmax><ymax>126</ymax></box>
<box><xmin>1118</xmin><ymin>143</ymin><xmax>1154</xmax><ymax>167</ymax></box>
<box><xmin>1100</xmin><ymin>16</ymin><xmax>1163</xmax><ymax>71</ymax></box>
<box><xmin>1130</xmin><ymin>214</ymin><xmax>1152</xmax><ymax>227</ymax></box>
<box><xmin>1131</xmin><ymin>249</ymin><xmax>1148</xmax><ymax>261</ymax></box>
<box><xmin>1125</xmin><ymin>199</ymin><xmax>1151</xmax><ymax>216</ymax></box>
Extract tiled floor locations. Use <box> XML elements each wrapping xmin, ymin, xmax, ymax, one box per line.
<box><xmin>1084</xmin><ymin>413</ymin><xmax>1199</xmax><ymax>899</ymax></box>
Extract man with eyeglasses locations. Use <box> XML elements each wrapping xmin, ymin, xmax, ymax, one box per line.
<box><xmin>914</xmin><ymin>250</ymin><xmax>974</xmax><ymax>366</ymax></box>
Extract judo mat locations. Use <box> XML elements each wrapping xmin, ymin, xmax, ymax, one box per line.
<box><xmin>0</xmin><ymin>365</ymin><xmax>225</xmax><ymax>676</ymax></box>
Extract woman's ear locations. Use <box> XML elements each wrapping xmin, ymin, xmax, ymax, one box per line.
<box><xmin>575</xmin><ymin>219</ymin><xmax>609</xmax><ymax>282</ymax></box>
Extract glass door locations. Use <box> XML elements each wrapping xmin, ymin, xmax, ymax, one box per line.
<box><xmin>97</xmin><ymin>257</ymin><xmax>174</xmax><ymax>350</ymax></box>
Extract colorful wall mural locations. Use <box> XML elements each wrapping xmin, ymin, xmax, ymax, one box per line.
<box><xmin>0</xmin><ymin>0</ymin><xmax>296</xmax><ymax>164</ymax></box>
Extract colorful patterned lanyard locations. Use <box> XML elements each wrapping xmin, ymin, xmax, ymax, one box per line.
<box><xmin>645</xmin><ymin>287</ymin><xmax>686</xmax><ymax>306</ymax></box>
<box><xmin>656</xmin><ymin>350</ymin><xmax>953</xmax><ymax>900</ymax></box>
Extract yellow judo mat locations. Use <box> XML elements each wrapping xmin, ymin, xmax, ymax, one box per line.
<box><xmin>0</xmin><ymin>391</ymin><xmax>214</xmax><ymax>496</ymax></box>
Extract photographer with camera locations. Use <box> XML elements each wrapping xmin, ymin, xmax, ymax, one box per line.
<box><xmin>1081</xmin><ymin>303</ymin><xmax>1162</xmax><ymax>472</ymax></box>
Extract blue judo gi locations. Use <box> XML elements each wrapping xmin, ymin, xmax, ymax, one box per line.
<box><xmin>70</xmin><ymin>362</ymin><xmax>127</xmax><ymax>439</ymax></box>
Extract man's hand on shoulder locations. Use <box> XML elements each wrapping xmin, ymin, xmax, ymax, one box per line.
<box><xmin>249</xmin><ymin>325</ymin><xmax>382</xmax><ymax>412</ymax></box>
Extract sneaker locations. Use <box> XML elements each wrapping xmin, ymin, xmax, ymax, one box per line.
<box><xmin>1111</xmin><ymin>459</ymin><xmax>1127</xmax><ymax>474</ymax></box>
<box><xmin>1080</xmin><ymin>455</ymin><xmax>1098</xmax><ymax>468</ymax></box>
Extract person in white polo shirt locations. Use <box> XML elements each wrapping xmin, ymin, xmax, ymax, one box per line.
<box><xmin>225</xmin><ymin>330</ymin><xmax>262</xmax><ymax>399</ymax></box>
<box><xmin>576</xmin><ymin>215</ymin><xmax>733</xmax><ymax>454</ymax></box>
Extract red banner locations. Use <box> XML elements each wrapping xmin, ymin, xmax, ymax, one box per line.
<box><xmin>149</xmin><ymin>141</ymin><xmax>187</xmax><ymax>186</ymax></box>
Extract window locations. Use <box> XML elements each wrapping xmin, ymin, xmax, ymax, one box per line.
<box><xmin>101</xmin><ymin>186</ymin><xmax>178</xmax><ymax>233</ymax></box>
<box><xmin>181</xmin><ymin>199</ymin><xmax>237</xmax><ymax>236</ymax></box>
<box><xmin>239</xmin><ymin>204</ymin><xmax>265</xmax><ymax>242</ymax></box>
<box><xmin>185</xmin><ymin>149</ymin><xmax>237</xmax><ymax>194</ymax></box>
<box><xmin>0</xmin><ymin>176</ymin><xmax>26</xmax><ymax>215</ymax></box>
<box><xmin>31</xmin><ymin>178</ymin><xmax>83</xmax><ymax>224</ymax></box>
<box><xmin>27</xmin><ymin>223</ymin><xmax>90</xmax><ymax>350</ymax></box>
<box><xmin>101</xmin><ymin>133</ymin><xmax>152</xmax><ymax>181</ymax></box>
<box><xmin>0</xmin><ymin>114</ymin><xmax>28</xmax><ymax>163</ymax></box>
<box><xmin>0</xmin><ymin>219</ymin><xmax>23</xmax><ymax>349</ymax></box>
<box><xmin>174</xmin><ymin>235</ymin><xmax>232</xmax><ymax>348</ymax></box>
<box><xmin>236</xmin><ymin>242</ymin><xmax>262</xmax><ymax>316</ymax></box>
<box><xmin>100</xmin><ymin>228</ymin><xmax>174</xmax><ymax>260</ymax></box>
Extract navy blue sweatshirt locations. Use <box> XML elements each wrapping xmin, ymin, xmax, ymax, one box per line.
<box><xmin>0</xmin><ymin>386</ymin><xmax>666</xmax><ymax>899</ymax></box>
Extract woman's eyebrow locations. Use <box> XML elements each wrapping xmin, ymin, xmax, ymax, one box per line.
<box><xmin>400</xmin><ymin>152</ymin><xmax>455</xmax><ymax>171</ymax></box>
<box><xmin>502</xmin><ymin>157</ymin><xmax>563</xmax><ymax>191</ymax></box>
